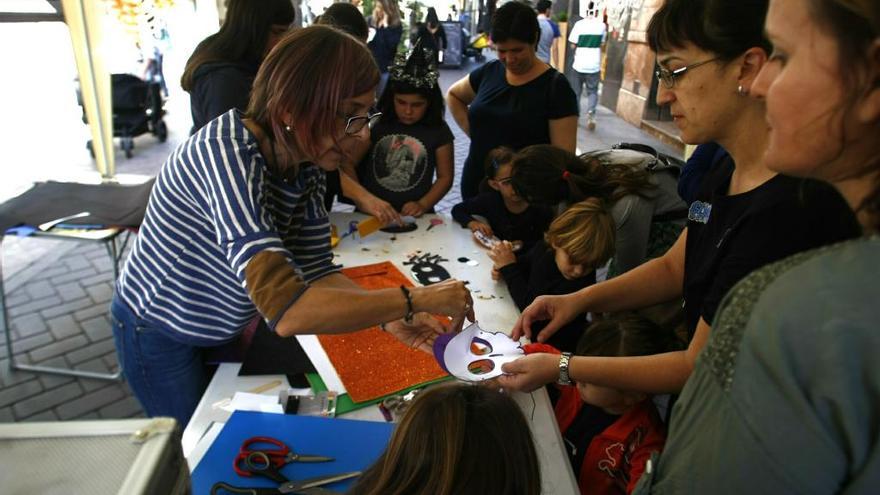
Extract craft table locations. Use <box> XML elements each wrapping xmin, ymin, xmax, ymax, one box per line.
<box><xmin>183</xmin><ymin>212</ymin><xmax>579</xmax><ymax>495</ymax></box>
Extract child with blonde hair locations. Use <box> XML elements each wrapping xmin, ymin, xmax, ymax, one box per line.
<box><xmin>490</xmin><ymin>198</ymin><xmax>614</xmax><ymax>351</ymax></box>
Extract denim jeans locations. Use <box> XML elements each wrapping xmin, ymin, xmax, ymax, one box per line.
<box><xmin>573</xmin><ymin>71</ymin><xmax>601</xmax><ymax>117</ymax></box>
<box><xmin>110</xmin><ymin>296</ymin><xmax>208</xmax><ymax>429</ymax></box>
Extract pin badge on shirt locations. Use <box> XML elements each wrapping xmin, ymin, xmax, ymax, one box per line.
<box><xmin>688</xmin><ymin>201</ymin><xmax>712</xmax><ymax>224</ymax></box>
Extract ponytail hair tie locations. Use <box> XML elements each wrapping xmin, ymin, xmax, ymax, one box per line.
<box><xmin>562</xmin><ymin>170</ymin><xmax>570</xmax><ymax>181</ymax></box>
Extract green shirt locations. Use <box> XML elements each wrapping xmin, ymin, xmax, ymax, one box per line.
<box><xmin>635</xmin><ymin>236</ymin><xmax>880</xmax><ymax>494</ymax></box>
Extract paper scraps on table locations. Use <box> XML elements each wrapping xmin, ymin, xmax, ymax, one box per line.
<box><xmin>433</xmin><ymin>322</ymin><xmax>524</xmax><ymax>382</ymax></box>
<box><xmin>357</xmin><ymin>217</ymin><xmax>382</xmax><ymax>237</ymax></box>
<box><xmin>426</xmin><ymin>218</ymin><xmax>444</xmax><ymax>231</ymax></box>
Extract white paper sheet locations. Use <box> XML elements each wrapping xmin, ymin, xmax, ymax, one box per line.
<box><xmin>296</xmin><ymin>335</ymin><xmax>348</xmax><ymax>394</ymax></box>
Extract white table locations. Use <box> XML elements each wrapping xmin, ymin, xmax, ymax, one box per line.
<box><xmin>183</xmin><ymin>212</ymin><xmax>579</xmax><ymax>495</ymax></box>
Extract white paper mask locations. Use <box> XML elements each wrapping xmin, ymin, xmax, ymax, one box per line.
<box><xmin>435</xmin><ymin>322</ymin><xmax>524</xmax><ymax>382</ymax></box>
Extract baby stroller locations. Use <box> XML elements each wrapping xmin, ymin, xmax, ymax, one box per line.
<box><xmin>78</xmin><ymin>73</ymin><xmax>168</xmax><ymax>159</ymax></box>
<box><xmin>462</xmin><ymin>30</ymin><xmax>489</xmax><ymax>62</ymax></box>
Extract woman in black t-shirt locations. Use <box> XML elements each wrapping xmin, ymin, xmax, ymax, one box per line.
<box><xmin>446</xmin><ymin>1</ymin><xmax>578</xmax><ymax>199</ymax></box>
<box><xmin>496</xmin><ymin>0</ymin><xmax>860</xmax><ymax>396</ymax></box>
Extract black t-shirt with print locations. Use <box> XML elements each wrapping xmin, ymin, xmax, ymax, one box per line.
<box><xmin>682</xmin><ymin>158</ymin><xmax>860</xmax><ymax>338</ymax></box>
<box><xmin>358</xmin><ymin>120</ymin><xmax>454</xmax><ymax>212</ymax></box>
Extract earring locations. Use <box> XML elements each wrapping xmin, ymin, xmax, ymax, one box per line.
<box><xmin>737</xmin><ymin>85</ymin><xmax>749</xmax><ymax>96</ymax></box>
<box><xmin>284</xmin><ymin>124</ymin><xmax>294</xmax><ymax>132</ymax></box>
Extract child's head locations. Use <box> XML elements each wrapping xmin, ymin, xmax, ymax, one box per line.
<box><xmin>574</xmin><ymin>313</ymin><xmax>683</xmax><ymax>413</ymax></box>
<box><xmin>510</xmin><ymin>144</ymin><xmax>655</xmax><ymax>206</ymax></box>
<box><xmin>350</xmin><ymin>383</ymin><xmax>542</xmax><ymax>495</ymax></box>
<box><xmin>483</xmin><ymin>146</ymin><xmax>522</xmax><ymax>201</ymax></box>
<box><xmin>315</xmin><ymin>3</ymin><xmax>369</xmax><ymax>42</ymax></box>
<box><xmin>378</xmin><ymin>43</ymin><xmax>444</xmax><ymax>127</ymax></box>
<box><xmin>544</xmin><ymin>198</ymin><xmax>615</xmax><ymax>280</ymax></box>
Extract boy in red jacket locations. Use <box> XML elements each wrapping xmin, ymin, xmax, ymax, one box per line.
<box><xmin>526</xmin><ymin>314</ymin><xmax>682</xmax><ymax>494</ymax></box>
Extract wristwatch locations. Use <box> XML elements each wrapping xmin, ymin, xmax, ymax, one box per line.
<box><xmin>557</xmin><ymin>352</ymin><xmax>573</xmax><ymax>386</ymax></box>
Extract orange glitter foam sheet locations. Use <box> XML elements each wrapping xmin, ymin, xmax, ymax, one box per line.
<box><xmin>315</xmin><ymin>261</ymin><xmax>450</xmax><ymax>404</ymax></box>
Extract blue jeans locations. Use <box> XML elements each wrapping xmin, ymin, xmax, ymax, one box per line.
<box><xmin>573</xmin><ymin>71</ymin><xmax>601</xmax><ymax>117</ymax></box>
<box><xmin>111</xmin><ymin>296</ymin><xmax>208</xmax><ymax>428</ymax></box>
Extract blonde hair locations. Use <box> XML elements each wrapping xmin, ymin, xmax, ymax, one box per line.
<box><xmin>545</xmin><ymin>198</ymin><xmax>615</xmax><ymax>268</ymax></box>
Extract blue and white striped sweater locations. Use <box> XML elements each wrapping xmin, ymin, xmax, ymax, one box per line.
<box><xmin>117</xmin><ymin>110</ymin><xmax>339</xmax><ymax>345</ymax></box>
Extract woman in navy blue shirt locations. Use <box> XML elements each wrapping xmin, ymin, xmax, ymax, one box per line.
<box><xmin>447</xmin><ymin>1</ymin><xmax>578</xmax><ymax>199</ymax></box>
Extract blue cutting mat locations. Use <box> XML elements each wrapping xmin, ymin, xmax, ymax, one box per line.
<box><xmin>191</xmin><ymin>411</ymin><xmax>394</xmax><ymax>494</ymax></box>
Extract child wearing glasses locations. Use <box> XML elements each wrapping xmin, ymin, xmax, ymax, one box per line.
<box><xmin>489</xmin><ymin>199</ymin><xmax>615</xmax><ymax>352</ymax></box>
<box><xmin>356</xmin><ymin>42</ymin><xmax>453</xmax><ymax>217</ymax></box>
<box><xmin>451</xmin><ymin>146</ymin><xmax>554</xmax><ymax>254</ymax></box>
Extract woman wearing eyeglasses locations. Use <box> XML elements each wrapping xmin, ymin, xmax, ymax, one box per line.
<box><xmin>631</xmin><ymin>0</ymin><xmax>880</xmax><ymax>490</ymax></box>
<box><xmin>498</xmin><ymin>0</ymin><xmax>858</xmax><ymax>398</ymax></box>
<box><xmin>110</xmin><ymin>27</ymin><xmax>474</xmax><ymax>428</ymax></box>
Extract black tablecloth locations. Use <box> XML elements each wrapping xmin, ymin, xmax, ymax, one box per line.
<box><xmin>0</xmin><ymin>179</ymin><xmax>155</xmax><ymax>232</ymax></box>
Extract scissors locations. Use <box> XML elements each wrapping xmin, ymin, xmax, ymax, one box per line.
<box><xmin>214</xmin><ymin>451</ymin><xmax>361</xmax><ymax>495</ymax></box>
<box><xmin>234</xmin><ymin>436</ymin><xmax>333</xmax><ymax>477</ymax></box>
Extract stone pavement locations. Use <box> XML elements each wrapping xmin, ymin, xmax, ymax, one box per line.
<box><xmin>0</xmin><ymin>53</ymin><xmax>679</xmax><ymax>423</ymax></box>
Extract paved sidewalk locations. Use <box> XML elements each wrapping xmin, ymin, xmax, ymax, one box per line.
<box><xmin>0</xmin><ymin>54</ymin><xmax>679</xmax><ymax>423</ymax></box>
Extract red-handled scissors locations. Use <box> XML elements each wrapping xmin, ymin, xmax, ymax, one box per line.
<box><xmin>234</xmin><ymin>436</ymin><xmax>333</xmax><ymax>477</ymax></box>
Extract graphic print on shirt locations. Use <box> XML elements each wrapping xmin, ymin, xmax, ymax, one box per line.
<box><xmin>371</xmin><ymin>134</ymin><xmax>428</xmax><ymax>193</ymax></box>
<box><xmin>598</xmin><ymin>426</ymin><xmax>646</xmax><ymax>491</ymax></box>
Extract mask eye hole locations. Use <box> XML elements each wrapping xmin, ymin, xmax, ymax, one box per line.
<box><xmin>467</xmin><ymin>359</ymin><xmax>496</xmax><ymax>375</ymax></box>
<box><xmin>470</xmin><ymin>337</ymin><xmax>493</xmax><ymax>355</ymax></box>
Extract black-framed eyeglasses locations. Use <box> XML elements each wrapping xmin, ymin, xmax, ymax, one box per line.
<box><xmin>494</xmin><ymin>176</ymin><xmax>513</xmax><ymax>185</ymax></box>
<box><xmin>343</xmin><ymin>111</ymin><xmax>382</xmax><ymax>135</ymax></box>
<box><xmin>655</xmin><ymin>57</ymin><xmax>720</xmax><ymax>89</ymax></box>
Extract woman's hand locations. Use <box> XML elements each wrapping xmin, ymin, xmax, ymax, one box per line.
<box><xmin>467</xmin><ymin>220</ymin><xmax>493</xmax><ymax>237</ymax></box>
<box><xmin>412</xmin><ymin>279</ymin><xmax>474</xmax><ymax>331</ymax></box>
<box><xmin>401</xmin><ymin>201</ymin><xmax>426</xmax><ymax>218</ymax></box>
<box><xmin>488</xmin><ymin>241</ymin><xmax>516</xmax><ymax>268</ymax></box>
<box><xmin>358</xmin><ymin>194</ymin><xmax>401</xmax><ymax>226</ymax></box>
<box><xmin>384</xmin><ymin>312</ymin><xmax>448</xmax><ymax>353</ymax></box>
<box><xmin>497</xmin><ymin>353</ymin><xmax>560</xmax><ymax>392</ymax></box>
<box><xmin>511</xmin><ymin>293</ymin><xmax>581</xmax><ymax>342</ymax></box>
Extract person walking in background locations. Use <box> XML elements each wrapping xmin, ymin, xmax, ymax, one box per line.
<box><xmin>368</xmin><ymin>0</ymin><xmax>403</xmax><ymax>97</ymax></box>
<box><xmin>416</xmin><ymin>7</ymin><xmax>447</xmax><ymax>66</ymax></box>
<box><xmin>568</xmin><ymin>2</ymin><xmax>606</xmax><ymax>130</ymax></box>
<box><xmin>180</xmin><ymin>0</ymin><xmax>294</xmax><ymax>134</ymax></box>
<box><xmin>535</xmin><ymin>0</ymin><xmax>560</xmax><ymax>65</ymax></box>
<box><xmin>447</xmin><ymin>1</ymin><xmax>578</xmax><ymax>199</ymax></box>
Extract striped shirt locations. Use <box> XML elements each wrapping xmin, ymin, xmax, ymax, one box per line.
<box><xmin>117</xmin><ymin>110</ymin><xmax>339</xmax><ymax>345</ymax></box>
